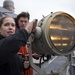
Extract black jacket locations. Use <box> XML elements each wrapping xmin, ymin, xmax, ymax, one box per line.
<box><xmin>0</xmin><ymin>28</ymin><xmax>29</xmax><ymax>75</ymax></box>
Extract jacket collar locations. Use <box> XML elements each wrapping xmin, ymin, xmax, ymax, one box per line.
<box><xmin>0</xmin><ymin>34</ymin><xmax>5</xmax><ymax>40</ymax></box>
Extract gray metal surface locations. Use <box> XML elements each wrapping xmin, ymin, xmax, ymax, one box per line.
<box><xmin>70</xmin><ymin>56</ymin><xmax>75</xmax><ymax>75</ymax></box>
<box><xmin>33</xmin><ymin>56</ymin><xmax>69</xmax><ymax>75</ymax></box>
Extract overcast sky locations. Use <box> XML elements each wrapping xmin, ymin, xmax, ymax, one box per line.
<box><xmin>0</xmin><ymin>0</ymin><xmax>75</xmax><ymax>21</ymax></box>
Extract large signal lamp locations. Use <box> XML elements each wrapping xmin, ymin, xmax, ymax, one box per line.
<box><xmin>32</xmin><ymin>11</ymin><xmax>75</xmax><ymax>55</ymax></box>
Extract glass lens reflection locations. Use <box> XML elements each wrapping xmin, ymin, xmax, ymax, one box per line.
<box><xmin>49</xmin><ymin>15</ymin><xmax>75</xmax><ymax>53</ymax></box>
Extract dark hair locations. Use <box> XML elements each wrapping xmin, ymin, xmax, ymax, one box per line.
<box><xmin>15</xmin><ymin>12</ymin><xmax>30</xmax><ymax>28</ymax></box>
<box><xmin>16</xmin><ymin>12</ymin><xmax>30</xmax><ymax>21</ymax></box>
<box><xmin>0</xmin><ymin>16</ymin><xmax>13</xmax><ymax>27</ymax></box>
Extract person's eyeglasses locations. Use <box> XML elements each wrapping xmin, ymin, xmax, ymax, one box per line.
<box><xmin>20</xmin><ymin>20</ymin><xmax>27</xmax><ymax>23</ymax></box>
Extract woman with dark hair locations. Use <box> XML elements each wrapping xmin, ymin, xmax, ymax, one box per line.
<box><xmin>0</xmin><ymin>16</ymin><xmax>35</xmax><ymax>75</ymax></box>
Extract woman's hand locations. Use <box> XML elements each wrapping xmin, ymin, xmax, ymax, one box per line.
<box><xmin>25</xmin><ymin>19</ymin><xmax>37</xmax><ymax>34</ymax></box>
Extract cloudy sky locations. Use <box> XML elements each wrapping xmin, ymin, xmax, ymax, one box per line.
<box><xmin>0</xmin><ymin>0</ymin><xmax>75</xmax><ymax>21</ymax></box>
